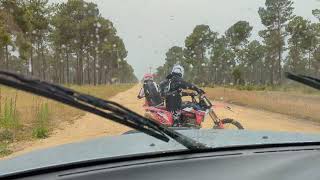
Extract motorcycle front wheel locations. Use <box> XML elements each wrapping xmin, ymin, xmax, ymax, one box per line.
<box><xmin>213</xmin><ymin>118</ymin><xmax>244</xmax><ymax>130</ymax></box>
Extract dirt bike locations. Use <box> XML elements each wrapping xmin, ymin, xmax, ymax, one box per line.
<box><xmin>143</xmin><ymin>91</ymin><xmax>244</xmax><ymax>130</ymax></box>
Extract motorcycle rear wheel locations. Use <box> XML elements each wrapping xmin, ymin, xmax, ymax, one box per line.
<box><xmin>213</xmin><ymin>118</ymin><xmax>244</xmax><ymax>130</ymax></box>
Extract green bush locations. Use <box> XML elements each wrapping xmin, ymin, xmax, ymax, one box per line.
<box><xmin>32</xmin><ymin>103</ymin><xmax>50</xmax><ymax>139</ymax></box>
<box><xmin>0</xmin><ymin>129</ymin><xmax>14</xmax><ymax>142</ymax></box>
<box><xmin>0</xmin><ymin>98</ymin><xmax>20</xmax><ymax>130</ymax></box>
<box><xmin>0</xmin><ymin>143</ymin><xmax>12</xmax><ymax>157</ymax></box>
<box><xmin>32</xmin><ymin>127</ymin><xmax>49</xmax><ymax>139</ymax></box>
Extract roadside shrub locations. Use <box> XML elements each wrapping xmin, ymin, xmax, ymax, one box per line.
<box><xmin>0</xmin><ymin>98</ymin><xmax>20</xmax><ymax>130</ymax></box>
<box><xmin>32</xmin><ymin>103</ymin><xmax>50</xmax><ymax>139</ymax></box>
<box><xmin>0</xmin><ymin>130</ymin><xmax>14</xmax><ymax>142</ymax></box>
<box><xmin>32</xmin><ymin>127</ymin><xmax>49</xmax><ymax>139</ymax></box>
<box><xmin>0</xmin><ymin>143</ymin><xmax>12</xmax><ymax>157</ymax></box>
<box><xmin>0</xmin><ymin>96</ymin><xmax>20</xmax><ymax>143</ymax></box>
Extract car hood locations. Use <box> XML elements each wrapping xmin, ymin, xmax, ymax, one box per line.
<box><xmin>1</xmin><ymin>129</ymin><xmax>320</xmax><ymax>176</ymax></box>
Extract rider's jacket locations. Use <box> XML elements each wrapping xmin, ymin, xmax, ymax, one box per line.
<box><xmin>160</xmin><ymin>73</ymin><xmax>201</xmax><ymax>112</ymax></box>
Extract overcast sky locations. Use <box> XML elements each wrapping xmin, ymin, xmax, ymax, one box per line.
<box><xmin>50</xmin><ymin>0</ymin><xmax>320</xmax><ymax>78</ymax></box>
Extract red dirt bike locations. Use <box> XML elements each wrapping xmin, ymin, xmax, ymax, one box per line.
<box><xmin>143</xmin><ymin>92</ymin><xmax>244</xmax><ymax>129</ymax></box>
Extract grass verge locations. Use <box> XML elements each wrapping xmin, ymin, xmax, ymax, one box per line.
<box><xmin>205</xmin><ymin>87</ymin><xmax>320</xmax><ymax>122</ymax></box>
<box><xmin>0</xmin><ymin>84</ymin><xmax>134</xmax><ymax>156</ymax></box>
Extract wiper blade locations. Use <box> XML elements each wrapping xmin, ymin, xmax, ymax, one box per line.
<box><xmin>0</xmin><ymin>71</ymin><xmax>207</xmax><ymax>150</ymax></box>
<box><xmin>285</xmin><ymin>72</ymin><xmax>320</xmax><ymax>91</ymax></box>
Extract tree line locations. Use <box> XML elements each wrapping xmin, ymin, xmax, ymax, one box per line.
<box><xmin>155</xmin><ymin>0</ymin><xmax>320</xmax><ymax>86</ymax></box>
<box><xmin>0</xmin><ymin>0</ymin><xmax>138</xmax><ymax>85</ymax></box>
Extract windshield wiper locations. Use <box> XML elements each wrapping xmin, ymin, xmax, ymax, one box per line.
<box><xmin>285</xmin><ymin>72</ymin><xmax>320</xmax><ymax>91</ymax></box>
<box><xmin>0</xmin><ymin>71</ymin><xmax>206</xmax><ymax>150</ymax></box>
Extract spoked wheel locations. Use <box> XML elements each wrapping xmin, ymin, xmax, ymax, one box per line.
<box><xmin>213</xmin><ymin>118</ymin><xmax>244</xmax><ymax>130</ymax></box>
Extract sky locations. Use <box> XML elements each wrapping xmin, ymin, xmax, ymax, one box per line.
<box><xmin>50</xmin><ymin>0</ymin><xmax>320</xmax><ymax>78</ymax></box>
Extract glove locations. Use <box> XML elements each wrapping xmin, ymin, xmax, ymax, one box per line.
<box><xmin>197</xmin><ymin>88</ymin><xmax>205</xmax><ymax>95</ymax></box>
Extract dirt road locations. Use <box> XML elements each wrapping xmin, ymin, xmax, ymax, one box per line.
<box><xmin>4</xmin><ymin>85</ymin><xmax>320</xmax><ymax>159</ymax></box>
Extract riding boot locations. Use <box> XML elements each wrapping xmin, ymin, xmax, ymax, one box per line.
<box><xmin>172</xmin><ymin>111</ymin><xmax>181</xmax><ymax>127</ymax></box>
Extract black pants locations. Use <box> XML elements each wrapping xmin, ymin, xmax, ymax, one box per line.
<box><xmin>165</xmin><ymin>94</ymin><xmax>182</xmax><ymax>125</ymax></box>
<box><xmin>165</xmin><ymin>94</ymin><xmax>182</xmax><ymax>112</ymax></box>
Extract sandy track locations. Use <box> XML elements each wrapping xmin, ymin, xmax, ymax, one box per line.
<box><xmin>3</xmin><ymin>85</ymin><xmax>320</xmax><ymax>159</ymax></box>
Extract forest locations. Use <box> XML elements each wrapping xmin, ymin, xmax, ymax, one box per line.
<box><xmin>0</xmin><ymin>0</ymin><xmax>138</xmax><ymax>85</ymax></box>
<box><xmin>155</xmin><ymin>0</ymin><xmax>320</xmax><ymax>86</ymax></box>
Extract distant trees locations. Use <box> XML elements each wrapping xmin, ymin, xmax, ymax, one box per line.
<box><xmin>156</xmin><ymin>0</ymin><xmax>320</xmax><ymax>86</ymax></box>
<box><xmin>0</xmin><ymin>0</ymin><xmax>137</xmax><ymax>84</ymax></box>
<box><xmin>258</xmin><ymin>0</ymin><xmax>295</xmax><ymax>84</ymax></box>
<box><xmin>181</xmin><ymin>25</ymin><xmax>216</xmax><ymax>84</ymax></box>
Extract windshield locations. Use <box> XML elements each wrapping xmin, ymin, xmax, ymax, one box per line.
<box><xmin>0</xmin><ymin>0</ymin><xmax>320</xmax><ymax>174</ymax></box>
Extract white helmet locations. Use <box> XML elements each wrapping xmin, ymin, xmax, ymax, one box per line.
<box><xmin>171</xmin><ymin>65</ymin><xmax>184</xmax><ymax>77</ymax></box>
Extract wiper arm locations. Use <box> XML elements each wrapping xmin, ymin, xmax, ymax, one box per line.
<box><xmin>0</xmin><ymin>71</ymin><xmax>207</xmax><ymax>150</ymax></box>
<box><xmin>285</xmin><ymin>72</ymin><xmax>320</xmax><ymax>91</ymax></box>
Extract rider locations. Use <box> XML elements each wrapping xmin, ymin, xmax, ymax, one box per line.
<box><xmin>160</xmin><ymin>65</ymin><xmax>204</xmax><ymax>125</ymax></box>
<box><xmin>137</xmin><ymin>73</ymin><xmax>163</xmax><ymax>107</ymax></box>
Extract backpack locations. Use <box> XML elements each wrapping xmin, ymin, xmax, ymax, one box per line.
<box><xmin>143</xmin><ymin>80</ymin><xmax>163</xmax><ymax>106</ymax></box>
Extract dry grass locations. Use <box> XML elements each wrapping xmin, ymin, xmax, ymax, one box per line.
<box><xmin>205</xmin><ymin>87</ymin><xmax>320</xmax><ymax>122</ymax></box>
<box><xmin>0</xmin><ymin>84</ymin><xmax>134</xmax><ymax>157</ymax></box>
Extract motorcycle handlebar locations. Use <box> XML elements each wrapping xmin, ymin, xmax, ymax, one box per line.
<box><xmin>181</xmin><ymin>91</ymin><xmax>213</xmax><ymax>108</ymax></box>
<box><xmin>181</xmin><ymin>91</ymin><xmax>198</xmax><ymax>97</ymax></box>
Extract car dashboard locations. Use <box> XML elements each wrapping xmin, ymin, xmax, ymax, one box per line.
<box><xmin>4</xmin><ymin>144</ymin><xmax>320</xmax><ymax>180</ymax></box>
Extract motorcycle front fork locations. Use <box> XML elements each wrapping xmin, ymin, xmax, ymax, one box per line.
<box><xmin>208</xmin><ymin>109</ymin><xmax>224</xmax><ymax>129</ymax></box>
